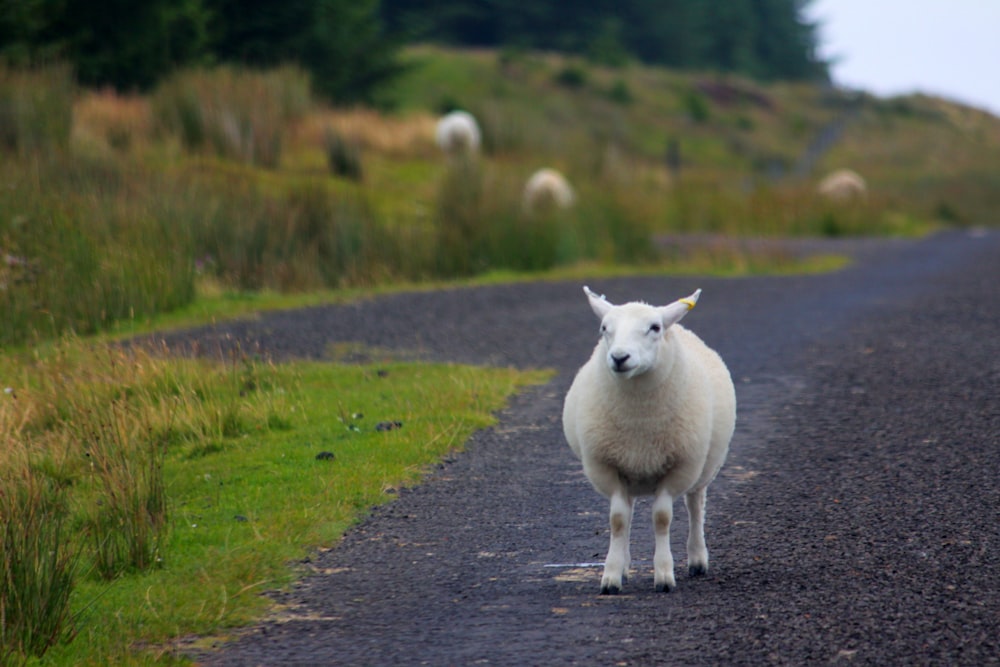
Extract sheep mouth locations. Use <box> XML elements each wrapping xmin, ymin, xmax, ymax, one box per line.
<box><xmin>610</xmin><ymin>362</ymin><xmax>640</xmax><ymax>377</ymax></box>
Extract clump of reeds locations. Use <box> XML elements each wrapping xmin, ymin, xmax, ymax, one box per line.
<box><xmin>0</xmin><ymin>440</ymin><xmax>79</xmax><ymax>662</ymax></box>
<box><xmin>152</xmin><ymin>65</ymin><xmax>311</xmax><ymax>168</ymax></box>
<box><xmin>0</xmin><ymin>63</ymin><xmax>74</xmax><ymax>154</ymax></box>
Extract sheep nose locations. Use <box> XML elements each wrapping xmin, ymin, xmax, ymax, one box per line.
<box><xmin>611</xmin><ymin>353</ymin><xmax>630</xmax><ymax>371</ymax></box>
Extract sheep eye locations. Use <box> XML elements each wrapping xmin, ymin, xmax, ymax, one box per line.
<box><xmin>649</xmin><ymin>323</ymin><xmax>661</xmax><ymax>334</ymax></box>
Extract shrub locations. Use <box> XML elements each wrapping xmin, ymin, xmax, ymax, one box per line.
<box><xmin>554</xmin><ymin>65</ymin><xmax>588</xmax><ymax>89</ymax></box>
<box><xmin>325</xmin><ymin>128</ymin><xmax>363</xmax><ymax>181</ymax></box>
<box><xmin>683</xmin><ymin>89</ymin><xmax>710</xmax><ymax>122</ymax></box>
<box><xmin>608</xmin><ymin>79</ymin><xmax>633</xmax><ymax>105</ymax></box>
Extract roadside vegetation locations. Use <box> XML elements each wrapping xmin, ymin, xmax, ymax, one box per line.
<box><xmin>1</xmin><ymin>337</ymin><xmax>551</xmax><ymax>665</ymax></box>
<box><xmin>2</xmin><ymin>46</ymin><xmax>999</xmax><ymax>664</ymax></box>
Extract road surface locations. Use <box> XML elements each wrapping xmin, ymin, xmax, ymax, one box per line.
<box><xmin>176</xmin><ymin>228</ymin><xmax>1000</xmax><ymax>666</ymax></box>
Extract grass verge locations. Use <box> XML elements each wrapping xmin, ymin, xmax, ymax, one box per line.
<box><xmin>0</xmin><ymin>340</ymin><xmax>552</xmax><ymax>665</ymax></box>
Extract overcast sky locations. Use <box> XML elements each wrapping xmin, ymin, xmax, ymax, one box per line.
<box><xmin>806</xmin><ymin>0</ymin><xmax>1000</xmax><ymax>117</ymax></box>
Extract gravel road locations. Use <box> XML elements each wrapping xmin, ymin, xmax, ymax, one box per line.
<box><xmin>177</xmin><ymin>228</ymin><xmax>1000</xmax><ymax>666</ymax></box>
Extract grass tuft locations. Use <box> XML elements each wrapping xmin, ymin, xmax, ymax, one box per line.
<box><xmin>0</xmin><ymin>447</ymin><xmax>79</xmax><ymax>662</ymax></box>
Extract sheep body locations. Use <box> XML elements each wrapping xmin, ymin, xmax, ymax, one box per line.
<box><xmin>817</xmin><ymin>168</ymin><xmax>867</xmax><ymax>202</ymax></box>
<box><xmin>435</xmin><ymin>110</ymin><xmax>481</xmax><ymax>156</ymax></box>
<box><xmin>523</xmin><ymin>168</ymin><xmax>575</xmax><ymax>214</ymax></box>
<box><xmin>562</xmin><ymin>286</ymin><xmax>736</xmax><ymax>594</ymax></box>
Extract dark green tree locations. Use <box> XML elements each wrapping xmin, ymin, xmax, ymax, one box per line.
<box><xmin>42</xmin><ymin>0</ymin><xmax>211</xmax><ymax>90</ymax></box>
<box><xmin>207</xmin><ymin>0</ymin><xmax>310</xmax><ymax>65</ymax></box>
<box><xmin>379</xmin><ymin>0</ymin><xmax>828</xmax><ymax>81</ymax></box>
<box><xmin>0</xmin><ymin>0</ymin><xmax>51</xmax><ymax>64</ymax></box>
<box><xmin>302</xmin><ymin>0</ymin><xmax>404</xmax><ymax>103</ymax></box>
<box><xmin>751</xmin><ymin>0</ymin><xmax>827</xmax><ymax>79</ymax></box>
<box><xmin>696</xmin><ymin>1</ymin><xmax>758</xmax><ymax>74</ymax></box>
<box><xmin>207</xmin><ymin>0</ymin><xmax>402</xmax><ymax>104</ymax></box>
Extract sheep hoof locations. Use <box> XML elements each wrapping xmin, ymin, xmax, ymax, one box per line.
<box><xmin>688</xmin><ymin>563</ymin><xmax>708</xmax><ymax>577</ymax></box>
<box><xmin>654</xmin><ymin>581</ymin><xmax>676</xmax><ymax>593</ymax></box>
<box><xmin>600</xmin><ymin>584</ymin><xmax>621</xmax><ymax>595</ymax></box>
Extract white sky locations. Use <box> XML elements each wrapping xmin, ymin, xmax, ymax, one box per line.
<box><xmin>806</xmin><ymin>0</ymin><xmax>1000</xmax><ymax>117</ymax></box>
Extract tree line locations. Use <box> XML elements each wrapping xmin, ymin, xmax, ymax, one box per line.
<box><xmin>382</xmin><ymin>0</ymin><xmax>827</xmax><ymax>81</ymax></box>
<box><xmin>1</xmin><ymin>0</ymin><xmax>827</xmax><ymax>102</ymax></box>
<box><xmin>0</xmin><ymin>0</ymin><xmax>398</xmax><ymax>102</ymax></box>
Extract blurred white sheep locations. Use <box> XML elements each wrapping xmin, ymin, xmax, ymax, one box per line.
<box><xmin>817</xmin><ymin>168</ymin><xmax>867</xmax><ymax>202</ymax></box>
<box><xmin>522</xmin><ymin>168</ymin><xmax>575</xmax><ymax>214</ymax></box>
<box><xmin>435</xmin><ymin>110</ymin><xmax>481</xmax><ymax>156</ymax></box>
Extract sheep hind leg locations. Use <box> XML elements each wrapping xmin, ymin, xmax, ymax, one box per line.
<box><xmin>600</xmin><ymin>492</ymin><xmax>633</xmax><ymax>595</ymax></box>
<box><xmin>652</xmin><ymin>491</ymin><xmax>676</xmax><ymax>592</ymax></box>
<box><xmin>685</xmin><ymin>486</ymin><xmax>709</xmax><ymax>577</ymax></box>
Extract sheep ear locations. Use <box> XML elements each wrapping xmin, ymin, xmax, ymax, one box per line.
<box><xmin>658</xmin><ymin>289</ymin><xmax>702</xmax><ymax>328</ymax></box>
<box><xmin>583</xmin><ymin>285</ymin><xmax>613</xmax><ymax>319</ymax></box>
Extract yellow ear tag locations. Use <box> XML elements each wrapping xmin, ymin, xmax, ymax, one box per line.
<box><xmin>679</xmin><ymin>298</ymin><xmax>697</xmax><ymax>310</ymax></box>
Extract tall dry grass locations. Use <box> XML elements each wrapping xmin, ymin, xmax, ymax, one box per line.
<box><xmin>73</xmin><ymin>88</ymin><xmax>151</xmax><ymax>154</ymax></box>
<box><xmin>294</xmin><ymin>108</ymin><xmax>437</xmax><ymax>157</ymax></box>
<box><xmin>152</xmin><ymin>65</ymin><xmax>311</xmax><ymax>168</ymax></box>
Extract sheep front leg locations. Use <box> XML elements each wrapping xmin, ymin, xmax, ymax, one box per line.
<box><xmin>685</xmin><ymin>486</ymin><xmax>709</xmax><ymax>576</ymax></box>
<box><xmin>652</xmin><ymin>491</ymin><xmax>676</xmax><ymax>592</ymax></box>
<box><xmin>601</xmin><ymin>491</ymin><xmax>633</xmax><ymax>594</ymax></box>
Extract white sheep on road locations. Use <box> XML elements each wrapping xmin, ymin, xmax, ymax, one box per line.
<box><xmin>522</xmin><ymin>168</ymin><xmax>575</xmax><ymax>214</ymax></box>
<box><xmin>435</xmin><ymin>110</ymin><xmax>481</xmax><ymax>156</ymax></box>
<box><xmin>562</xmin><ymin>286</ymin><xmax>736</xmax><ymax>594</ymax></box>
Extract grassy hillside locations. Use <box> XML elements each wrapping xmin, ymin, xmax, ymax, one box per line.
<box><xmin>3</xmin><ymin>47</ymin><xmax>1000</xmax><ymax>344</ymax></box>
<box><xmin>388</xmin><ymin>46</ymin><xmax>1000</xmax><ymax>227</ymax></box>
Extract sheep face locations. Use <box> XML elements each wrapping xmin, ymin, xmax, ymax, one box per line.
<box><xmin>585</xmin><ymin>286</ymin><xmax>701</xmax><ymax>379</ymax></box>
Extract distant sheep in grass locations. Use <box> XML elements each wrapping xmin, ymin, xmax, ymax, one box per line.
<box><xmin>435</xmin><ymin>110</ymin><xmax>481</xmax><ymax>156</ymax></box>
<box><xmin>562</xmin><ymin>286</ymin><xmax>736</xmax><ymax>594</ymax></box>
<box><xmin>522</xmin><ymin>168</ymin><xmax>575</xmax><ymax>214</ymax></box>
<box><xmin>817</xmin><ymin>168</ymin><xmax>867</xmax><ymax>202</ymax></box>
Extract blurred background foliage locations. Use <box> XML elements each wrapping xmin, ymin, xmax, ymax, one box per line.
<box><xmin>1</xmin><ymin>1</ymin><xmax>997</xmax><ymax>349</ymax></box>
<box><xmin>1</xmin><ymin>0</ymin><xmax>826</xmax><ymax>102</ymax></box>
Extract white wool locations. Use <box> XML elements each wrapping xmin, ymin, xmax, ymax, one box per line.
<box><xmin>522</xmin><ymin>168</ymin><xmax>575</xmax><ymax>214</ymax></box>
<box><xmin>435</xmin><ymin>110</ymin><xmax>481</xmax><ymax>155</ymax></box>
<box><xmin>817</xmin><ymin>168</ymin><xmax>867</xmax><ymax>202</ymax></box>
<box><xmin>562</xmin><ymin>286</ymin><xmax>736</xmax><ymax>594</ymax></box>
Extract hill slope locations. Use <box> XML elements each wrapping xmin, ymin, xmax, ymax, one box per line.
<box><xmin>385</xmin><ymin>46</ymin><xmax>1000</xmax><ymax>228</ymax></box>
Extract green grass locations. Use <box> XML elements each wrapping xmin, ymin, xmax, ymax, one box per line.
<box><xmin>1</xmin><ymin>340</ymin><xmax>552</xmax><ymax>665</ymax></box>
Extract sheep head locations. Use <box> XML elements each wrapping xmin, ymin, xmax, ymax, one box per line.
<box><xmin>583</xmin><ymin>286</ymin><xmax>701</xmax><ymax>379</ymax></box>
